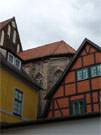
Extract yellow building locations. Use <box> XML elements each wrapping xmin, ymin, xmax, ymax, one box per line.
<box><xmin>0</xmin><ymin>48</ymin><xmax>42</xmax><ymax>125</ymax></box>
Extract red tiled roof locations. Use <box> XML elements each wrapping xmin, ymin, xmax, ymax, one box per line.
<box><xmin>0</xmin><ymin>18</ymin><xmax>12</xmax><ymax>30</ymax></box>
<box><xmin>18</xmin><ymin>41</ymin><xmax>75</xmax><ymax>61</ymax></box>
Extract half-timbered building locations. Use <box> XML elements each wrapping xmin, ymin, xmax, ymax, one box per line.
<box><xmin>0</xmin><ymin>17</ymin><xmax>22</xmax><ymax>54</ymax></box>
<box><xmin>44</xmin><ymin>38</ymin><xmax>101</xmax><ymax>119</ymax></box>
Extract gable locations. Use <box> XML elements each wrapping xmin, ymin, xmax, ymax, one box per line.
<box><xmin>0</xmin><ymin>17</ymin><xmax>22</xmax><ymax>54</ymax></box>
<box><xmin>45</xmin><ymin>39</ymin><xmax>101</xmax><ymax>119</ymax></box>
<box><xmin>46</xmin><ymin>38</ymin><xmax>101</xmax><ymax>99</ymax></box>
<box><xmin>71</xmin><ymin>42</ymin><xmax>100</xmax><ymax>70</ymax></box>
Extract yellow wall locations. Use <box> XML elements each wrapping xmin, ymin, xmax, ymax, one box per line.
<box><xmin>0</xmin><ymin>66</ymin><xmax>39</xmax><ymax>124</ymax></box>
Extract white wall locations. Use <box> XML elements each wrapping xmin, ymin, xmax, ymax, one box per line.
<box><xmin>2</xmin><ymin>117</ymin><xmax>101</xmax><ymax>135</ymax></box>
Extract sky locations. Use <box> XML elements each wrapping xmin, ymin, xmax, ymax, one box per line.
<box><xmin>0</xmin><ymin>0</ymin><xmax>101</xmax><ymax>50</ymax></box>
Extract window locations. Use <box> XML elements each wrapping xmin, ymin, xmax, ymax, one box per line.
<box><xmin>7</xmin><ymin>25</ymin><xmax>11</xmax><ymax>37</ymax></box>
<box><xmin>0</xmin><ymin>30</ymin><xmax>4</xmax><ymax>46</ymax></box>
<box><xmin>13</xmin><ymin>30</ymin><xmax>16</xmax><ymax>43</ymax></box>
<box><xmin>91</xmin><ymin>64</ymin><xmax>101</xmax><ymax>77</ymax></box>
<box><xmin>7</xmin><ymin>52</ymin><xmax>21</xmax><ymax>70</ymax></box>
<box><xmin>71</xmin><ymin>99</ymin><xmax>85</xmax><ymax>116</ymax></box>
<box><xmin>13</xmin><ymin>89</ymin><xmax>23</xmax><ymax>116</ymax></box>
<box><xmin>7</xmin><ymin>52</ymin><xmax>14</xmax><ymax>64</ymax></box>
<box><xmin>77</xmin><ymin>68</ymin><xmax>89</xmax><ymax>80</ymax></box>
<box><xmin>14</xmin><ymin>58</ymin><xmax>21</xmax><ymax>69</ymax></box>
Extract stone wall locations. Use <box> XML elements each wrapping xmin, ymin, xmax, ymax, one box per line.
<box><xmin>22</xmin><ymin>55</ymin><xmax>73</xmax><ymax>116</ymax></box>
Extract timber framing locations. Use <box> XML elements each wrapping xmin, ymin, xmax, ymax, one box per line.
<box><xmin>44</xmin><ymin>38</ymin><xmax>101</xmax><ymax>118</ymax></box>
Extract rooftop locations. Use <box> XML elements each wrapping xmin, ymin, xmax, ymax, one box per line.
<box><xmin>18</xmin><ymin>40</ymin><xmax>75</xmax><ymax>61</ymax></box>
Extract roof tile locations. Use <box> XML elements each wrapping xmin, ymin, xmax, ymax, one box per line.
<box><xmin>18</xmin><ymin>41</ymin><xmax>75</xmax><ymax>60</ymax></box>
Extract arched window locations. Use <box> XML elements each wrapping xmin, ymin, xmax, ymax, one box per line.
<box><xmin>0</xmin><ymin>30</ymin><xmax>4</xmax><ymax>46</ymax></box>
<box><xmin>54</xmin><ymin>69</ymin><xmax>63</xmax><ymax>82</ymax></box>
<box><xmin>35</xmin><ymin>73</ymin><xmax>43</xmax><ymax>87</ymax></box>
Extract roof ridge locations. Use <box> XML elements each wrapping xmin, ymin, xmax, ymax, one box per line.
<box><xmin>21</xmin><ymin>40</ymin><xmax>64</xmax><ymax>53</ymax></box>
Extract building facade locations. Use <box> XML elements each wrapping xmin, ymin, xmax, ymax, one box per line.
<box><xmin>18</xmin><ymin>41</ymin><xmax>75</xmax><ymax>116</ymax></box>
<box><xmin>44</xmin><ymin>39</ymin><xmax>101</xmax><ymax>119</ymax></box>
<box><xmin>0</xmin><ymin>48</ymin><xmax>42</xmax><ymax>125</ymax></box>
<box><xmin>19</xmin><ymin>41</ymin><xmax>75</xmax><ymax>90</ymax></box>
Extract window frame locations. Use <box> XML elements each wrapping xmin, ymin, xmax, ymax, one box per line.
<box><xmin>77</xmin><ymin>68</ymin><xmax>89</xmax><ymax>81</ymax></box>
<box><xmin>13</xmin><ymin>89</ymin><xmax>23</xmax><ymax>117</ymax></box>
<box><xmin>7</xmin><ymin>52</ymin><xmax>21</xmax><ymax>70</ymax></box>
<box><xmin>70</xmin><ymin>99</ymin><xmax>86</xmax><ymax>116</ymax></box>
<box><xmin>76</xmin><ymin>64</ymin><xmax>101</xmax><ymax>81</ymax></box>
<box><xmin>91</xmin><ymin>64</ymin><xmax>101</xmax><ymax>77</ymax></box>
<box><xmin>7</xmin><ymin>52</ymin><xmax>14</xmax><ymax>64</ymax></box>
<box><xmin>14</xmin><ymin>57</ymin><xmax>21</xmax><ymax>69</ymax></box>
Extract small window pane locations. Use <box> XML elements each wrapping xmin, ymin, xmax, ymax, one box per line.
<box><xmin>91</xmin><ymin>66</ymin><xmax>97</xmax><ymax>77</ymax></box>
<box><xmin>13</xmin><ymin>89</ymin><xmax>23</xmax><ymax>116</ymax></box>
<box><xmin>71</xmin><ymin>99</ymin><xmax>85</xmax><ymax>115</ymax></box>
<box><xmin>91</xmin><ymin>64</ymin><xmax>101</xmax><ymax>77</ymax></box>
<box><xmin>97</xmin><ymin>65</ymin><xmax>101</xmax><ymax>76</ymax></box>
<box><xmin>15</xmin><ymin>58</ymin><xmax>21</xmax><ymax>69</ymax></box>
<box><xmin>8</xmin><ymin>53</ymin><xmax>14</xmax><ymax>64</ymax></box>
<box><xmin>83</xmin><ymin>69</ymin><xmax>89</xmax><ymax>79</ymax></box>
<box><xmin>77</xmin><ymin>70</ymin><xmax>83</xmax><ymax>80</ymax></box>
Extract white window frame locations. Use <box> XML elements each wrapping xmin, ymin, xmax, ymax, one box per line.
<box><xmin>7</xmin><ymin>52</ymin><xmax>14</xmax><ymax>64</ymax></box>
<box><xmin>77</xmin><ymin>68</ymin><xmax>89</xmax><ymax>81</ymax></box>
<box><xmin>13</xmin><ymin>89</ymin><xmax>23</xmax><ymax>116</ymax></box>
<box><xmin>7</xmin><ymin>52</ymin><xmax>21</xmax><ymax>70</ymax></box>
<box><xmin>14</xmin><ymin>57</ymin><xmax>21</xmax><ymax>69</ymax></box>
<box><xmin>91</xmin><ymin>64</ymin><xmax>101</xmax><ymax>77</ymax></box>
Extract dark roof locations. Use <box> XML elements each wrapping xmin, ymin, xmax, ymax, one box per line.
<box><xmin>18</xmin><ymin>40</ymin><xmax>75</xmax><ymax>61</ymax></box>
<box><xmin>0</xmin><ymin>53</ymin><xmax>43</xmax><ymax>91</ymax></box>
<box><xmin>46</xmin><ymin>38</ymin><xmax>101</xmax><ymax>99</ymax></box>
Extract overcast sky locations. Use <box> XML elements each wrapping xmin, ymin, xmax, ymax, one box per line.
<box><xmin>0</xmin><ymin>0</ymin><xmax>101</xmax><ymax>50</ymax></box>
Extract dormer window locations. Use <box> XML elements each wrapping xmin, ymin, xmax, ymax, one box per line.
<box><xmin>7</xmin><ymin>25</ymin><xmax>11</xmax><ymax>38</ymax></box>
<box><xmin>13</xmin><ymin>30</ymin><xmax>16</xmax><ymax>44</ymax></box>
<box><xmin>15</xmin><ymin>58</ymin><xmax>21</xmax><ymax>69</ymax></box>
<box><xmin>0</xmin><ymin>30</ymin><xmax>4</xmax><ymax>46</ymax></box>
<box><xmin>7</xmin><ymin>52</ymin><xmax>14</xmax><ymax>64</ymax></box>
<box><xmin>7</xmin><ymin>52</ymin><xmax>21</xmax><ymax>70</ymax></box>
